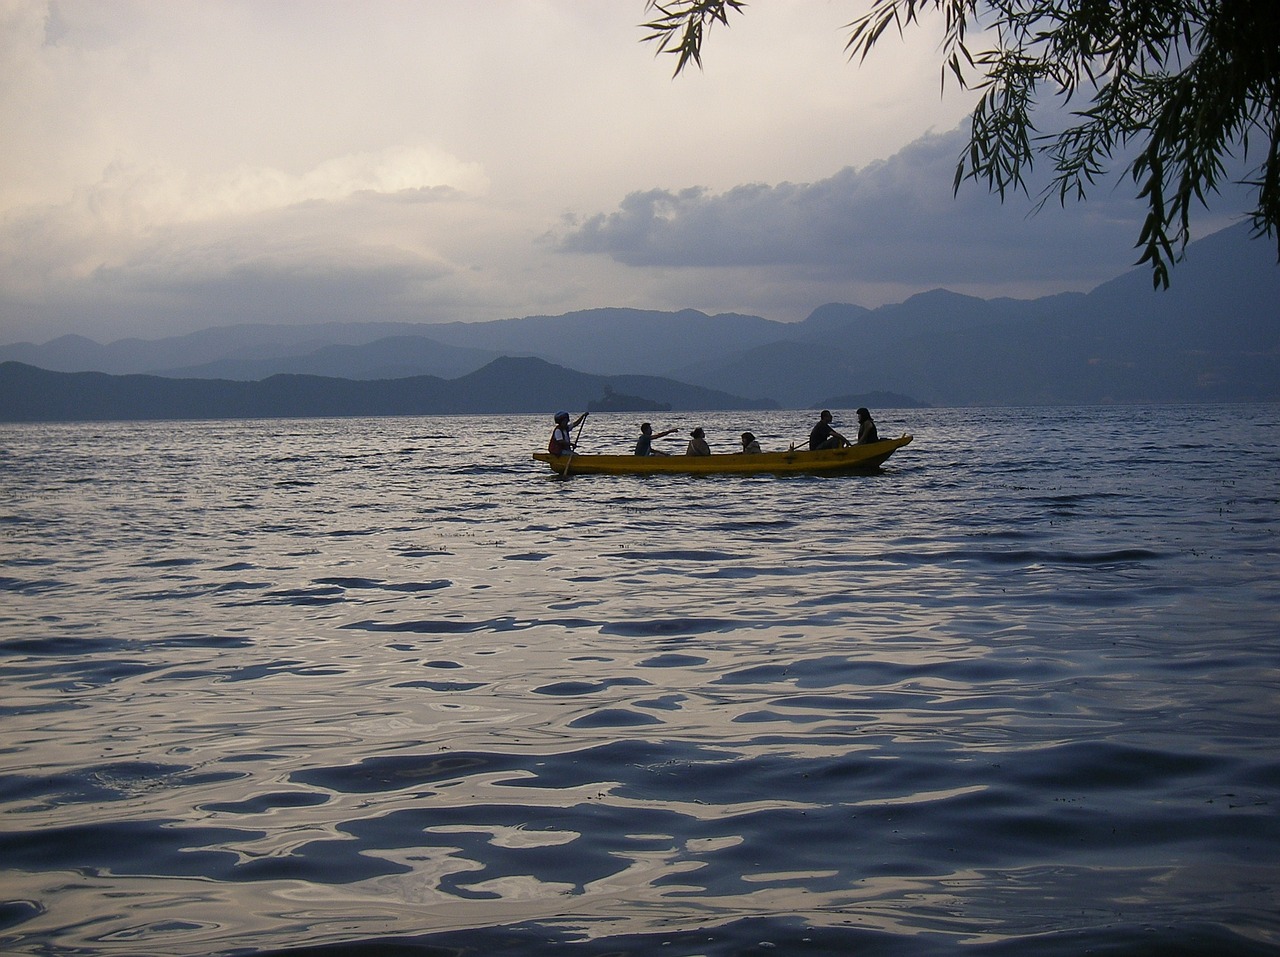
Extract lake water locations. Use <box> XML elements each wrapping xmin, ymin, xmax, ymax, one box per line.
<box><xmin>1</xmin><ymin>404</ymin><xmax>1278</xmax><ymax>957</ymax></box>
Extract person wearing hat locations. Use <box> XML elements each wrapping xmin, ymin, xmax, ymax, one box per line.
<box><xmin>685</xmin><ymin>426</ymin><xmax>711</xmax><ymax>456</ymax></box>
<box><xmin>634</xmin><ymin>421</ymin><xmax>679</xmax><ymax>456</ymax></box>
<box><xmin>548</xmin><ymin>410</ymin><xmax>588</xmax><ymax>456</ymax></box>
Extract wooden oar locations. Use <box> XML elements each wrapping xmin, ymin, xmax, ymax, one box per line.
<box><xmin>795</xmin><ymin>427</ymin><xmax>850</xmax><ymax>451</ymax></box>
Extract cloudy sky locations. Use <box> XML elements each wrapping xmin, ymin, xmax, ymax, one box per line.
<box><xmin>0</xmin><ymin>0</ymin><xmax>1249</xmax><ymax>344</ymax></box>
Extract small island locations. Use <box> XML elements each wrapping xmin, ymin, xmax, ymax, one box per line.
<box><xmin>587</xmin><ymin>386</ymin><xmax>672</xmax><ymax>414</ymax></box>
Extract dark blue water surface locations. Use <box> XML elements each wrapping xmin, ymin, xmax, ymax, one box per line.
<box><xmin>1</xmin><ymin>405</ymin><xmax>1277</xmax><ymax>956</ymax></box>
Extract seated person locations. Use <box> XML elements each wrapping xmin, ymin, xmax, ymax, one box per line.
<box><xmin>808</xmin><ymin>410</ymin><xmax>847</xmax><ymax>450</ymax></box>
<box><xmin>635</xmin><ymin>422</ymin><xmax>678</xmax><ymax>455</ymax></box>
<box><xmin>856</xmin><ymin>407</ymin><xmax>880</xmax><ymax>444</ymax></box>
<box><xmin>737</xmin><ymin>431</ymin><xmax>762</xmax><ymax>454</ymax></box>
<box><xmin>685</xmin><ymin>427</ymin><xmax>711</xmax><ymax>455</ymax></box>
<box><xmin>548</xmin><ymin>410</ymin><xmax>587</xmax><ymax>455</ymax></box>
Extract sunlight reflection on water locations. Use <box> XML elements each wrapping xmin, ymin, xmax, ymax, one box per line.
<box><xmin>1</xmin><ymin>404</ymin><xmax>1278</xmax><ymax>955</ymax></box>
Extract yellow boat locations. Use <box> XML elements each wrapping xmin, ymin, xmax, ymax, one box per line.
<box><xmin>533</xmin><ymin>434</ymin><xmax>913</xmax><ymax>476</ymax></box>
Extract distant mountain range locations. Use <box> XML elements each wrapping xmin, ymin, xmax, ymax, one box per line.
<box><xmin>0</xmin><ymin>357</ymin><xmax>783</xmax><ymax>423</ymax></box>
<box><xmin>1</xmin><ymin>222</ymin><xmax>1276</xmax><ymax>421</ymax></box>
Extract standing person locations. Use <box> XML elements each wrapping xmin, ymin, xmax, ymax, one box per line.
<box><xmin>738</xmin><ymin>431</ymin><xmax>762</xmax><ymax>454</ymax></box>
<box><xmin>856</xmin><ymin>407</ymin><xmax>880</xmax><ymax>444</ymax></box>
<box><xmin>635</xmin><ymin>422</ymin><xmax>678</xmax><ymax>456</ymax></box>
<box><xmin>549</xmin><ymin>410</ymin><xmax>587</xmax><ymax>455</ymax></box>
<box><xmin>808</xmin><ymin>410</ymin><xmax>848</xmax><ymax>450</ymax></box>
<box><xmin>685</xmin><ymin>427</ymin><xmax>711</xmax><ymax>456</ymax></box>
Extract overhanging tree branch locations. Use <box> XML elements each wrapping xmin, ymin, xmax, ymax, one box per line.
<box><xmin>640</xmin><ymin>0</ymin><xmax>1280</xmax><ymax>287</ymax></box>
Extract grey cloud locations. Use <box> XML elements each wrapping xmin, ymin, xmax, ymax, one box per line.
<box><xmin>0</xmin><ymin>184</ymin><xmax>479</xmax><ymax>339</ymax></box>
<box><xmin>558</xmin><ymin>126</ymin><xmax>1156</xmax><ymax>285</ymax></box>
<box><xmin>87</xmin><ymin>237</ymin><xmax>453</xmax><ymax>328</ymax></box>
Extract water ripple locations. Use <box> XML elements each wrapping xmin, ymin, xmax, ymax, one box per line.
<box><xmin>0</xmin><ymin>407</ymin><xmax>1277</xmax><ymax>956</ymax></box>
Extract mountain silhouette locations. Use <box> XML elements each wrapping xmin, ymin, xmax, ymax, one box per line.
<box><xmin>2</xmin><ymin>222</ymin><xmax>1276</xmax><ymax>412</ymax></box>
<box><xmin>0</xmin><ymin>357</ymin><xmax>775</xmax><ymax>423</ymax></box>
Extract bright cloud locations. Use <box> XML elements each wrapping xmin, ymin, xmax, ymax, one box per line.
<box><xmin>0</xmin><ymin>0</ymin><xmax>1263</xmax><ymax>343</ymax></box>
<box><xmin>53</xmin><ymin>147</ymin><xmax>486</xmax><ymax>235</ymax></box>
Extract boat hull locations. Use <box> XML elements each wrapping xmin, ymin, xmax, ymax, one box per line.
<box><xmin>534</xmin><ymin>434</ymin><xmax>913</xmax><ymax>476</ymax></box>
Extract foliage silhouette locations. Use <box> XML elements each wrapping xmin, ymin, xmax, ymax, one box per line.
<box><xmin>641</xmin><ymin>0</ymin><xmax>1280</xmax><ymax>287</ymax></box>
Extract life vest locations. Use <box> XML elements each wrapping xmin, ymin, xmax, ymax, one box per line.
<box><xmin>549</xmin><ymin>426</ymin><xmax>571</xmax><ymax>455</ymax></box>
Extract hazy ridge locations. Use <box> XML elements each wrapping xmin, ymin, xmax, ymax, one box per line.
<box><xmin>2</xmin><ymin>223</ymin><xmax>1276</xmax><ymax>420</ymax></box>
<box><xmin>0</xmin><ymin>357</ymin><xmax>781</xmax><ymax>423</ymax></box>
